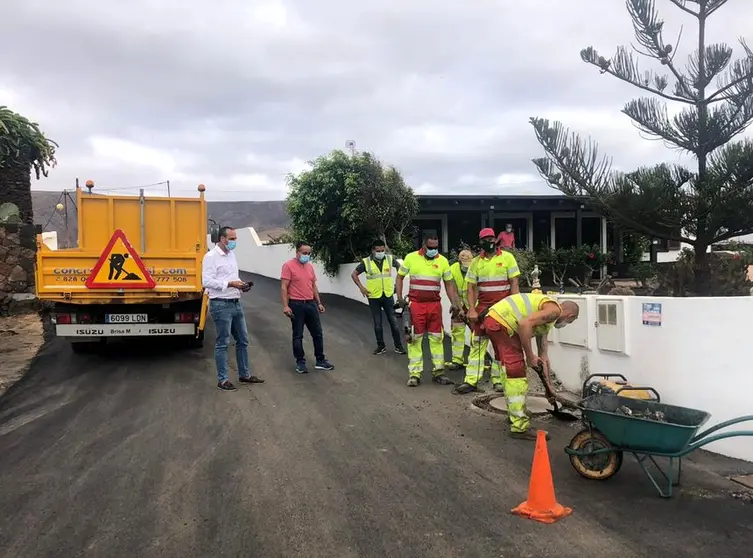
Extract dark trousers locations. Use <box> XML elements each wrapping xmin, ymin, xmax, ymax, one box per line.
<box><xmin>290</xmin><ymin>299</ymin><xmax>325</xmax><ymax>363</ymax></box>
<box><xmin>368</xmin><ymin>295</ymin><xmax>404</xmax><ymax>350</ymax></box>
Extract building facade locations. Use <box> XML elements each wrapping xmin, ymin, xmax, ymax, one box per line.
<box><xmin>411</xmin><ymin>194</ymin><xmax>681</xmax><ymax>271</ymax></box>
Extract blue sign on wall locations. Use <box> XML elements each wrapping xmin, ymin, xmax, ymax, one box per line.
<box><xmin>642</xmin><ymin>302</ymin><xmax>662</xmax><ymax>326</ymax></box>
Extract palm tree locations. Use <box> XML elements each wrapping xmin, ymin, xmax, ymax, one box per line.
<box><xmin>0</xmin><ymin>106</ymin><xmax>58</xmax><ymax>224</ymax></box>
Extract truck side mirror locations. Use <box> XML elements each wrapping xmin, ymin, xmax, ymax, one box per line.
<box><xmin>209</xmin><ymin>223</ymin><xmax>220</xmax><ymax>244</ymax></box>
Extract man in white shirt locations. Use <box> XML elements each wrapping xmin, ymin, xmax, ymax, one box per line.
<box><xmin>202</xmin><ymin>226</ymin><xmax>265</xmax><ymax>391</ymax></box>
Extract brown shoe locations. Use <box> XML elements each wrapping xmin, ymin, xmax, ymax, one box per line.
<box><xmin>239</xmin><ymin>376</ymin><xmax>265</xmax><ymax>384</ymax></box>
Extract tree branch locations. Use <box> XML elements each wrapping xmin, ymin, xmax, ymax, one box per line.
<box><xmin>668</xmin><ymin>0</ymin><xmax>698</xmax><ymax>17</ymax></box>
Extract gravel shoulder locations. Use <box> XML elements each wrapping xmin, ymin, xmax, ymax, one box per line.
<box><xmin>0</xmin><ymin>312</ymin><xmax>45</xmax><ymax>396</ymax></box>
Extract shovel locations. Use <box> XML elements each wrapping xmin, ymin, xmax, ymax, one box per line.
<box><xmin>531</xmin><ymin>363</ymin><xmax>580</xmax><ymax>422</ymax></box>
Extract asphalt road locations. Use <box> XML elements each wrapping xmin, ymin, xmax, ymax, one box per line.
<box><xmin>1</xmin><ymin>274</ymin><xmax>752</xmax><ymax>558</ymax></box>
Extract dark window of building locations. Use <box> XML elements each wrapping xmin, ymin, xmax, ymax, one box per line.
<box><xmin>554</xmin><ymin>217</ymin><xmax>577</xmax><ymax>249</ymax></box>
<box><xmin>581</xmin><ymin>216</ymin><xmax>602</xmax><ymax>247</ymax></box>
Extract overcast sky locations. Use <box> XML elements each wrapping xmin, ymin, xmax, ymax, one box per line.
<box><xmin>3</xmin><ymin>0</ymin><xmax>753</xmax><ymax>201</ymax></box>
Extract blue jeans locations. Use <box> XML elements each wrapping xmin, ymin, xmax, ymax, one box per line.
<box><xmin>209</xmin><ymin>299</ymin><xmax>250</xmax><ymax>383</ymax></box>
<box><xmin>290</xmin><ymin>299</ymin><xmax>325</xmax><ymax>362</ymax></box>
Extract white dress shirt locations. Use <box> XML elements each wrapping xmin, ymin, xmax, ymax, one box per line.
<box><xmin>202</xmin><ymin>245</ymin><xmax>242</xmax><ymax>299</ymax></box>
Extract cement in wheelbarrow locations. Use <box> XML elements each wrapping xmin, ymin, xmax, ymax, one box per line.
<box><xmin>581</xmin><ymin>394</ymin><xmax>710</xmax><ymax>454</ymax></box>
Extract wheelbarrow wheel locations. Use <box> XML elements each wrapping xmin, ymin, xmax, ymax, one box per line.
<box><xmin>568</xmin><ymin>429</ymin><xmax>623</xmax><ymax>481</ymax></box>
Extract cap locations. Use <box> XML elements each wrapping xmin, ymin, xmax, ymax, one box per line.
<box><xmin>479</xmin><ymin>227</ymin><xmax>495</xmax><ymax>239</ymax></box>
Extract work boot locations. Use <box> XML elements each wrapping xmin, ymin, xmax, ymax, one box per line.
<box><xmin>407</xmin><ymin>377</ymin><xmax>420</xmax><ymax>387</ymax></box>
<box><xmin>493</xmin><ymin>384</ymin><xmax>504</xmax><ymax>393</ymax></box>
<box><xmin>509</xmin><ymin>428</ymin><xmax>551</xmax><ymax>441</ymax></box>
<box><xmin>452</xmin><ymin>382</ymin><xmax>479</xmax><ymax>395</ymax></box>
<box><xmin>432</xmin><ymin>374</ymin><xmax>454</xmax><ymax>385</ymax></box>
<box><xmin>446</xmin><ymin>362</ymin><xmax>464</xmax><ymax>371</ymax></box>
<box><xmin>373</xmin><ymin>346</ymin><xmax>387</xmax><ymax>355</ymax></box>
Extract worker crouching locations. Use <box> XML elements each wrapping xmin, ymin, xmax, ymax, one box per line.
<box><xmin>483</xmin><ymin>293</ymin><xmax>580</xmax><ymax>440</ymax></box>
<box><xmin>453</xmin><ymin>228</ymin><xmax>520</xmax><ymax>396</ymax></box>
<box><xmin>396</xmin><ymin>234</ymin><xmax>464</xmax><ymax>388</ymax></box>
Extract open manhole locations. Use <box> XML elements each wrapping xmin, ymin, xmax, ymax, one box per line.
<box><xmin>472</xmin><ymin>393</ymin><xmax>553</xmax><ymax>416</ymax></box>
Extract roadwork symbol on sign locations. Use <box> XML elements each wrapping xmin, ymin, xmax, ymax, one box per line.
<box><xmin>85</xmin><ymin>229</ymin><xmax>155</xmax><ymax>289</ymax></box>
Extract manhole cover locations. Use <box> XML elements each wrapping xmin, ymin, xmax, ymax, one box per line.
<box><xmin>472</xmin><ymin>394</ymin><xmax>551</xmax><ymax>416</ymax></box>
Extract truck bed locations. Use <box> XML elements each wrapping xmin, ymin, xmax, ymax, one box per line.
<box><xmin>36</xmin><ymin>190</ymin><xmax>207</xmax><ymax>304</ymax></box>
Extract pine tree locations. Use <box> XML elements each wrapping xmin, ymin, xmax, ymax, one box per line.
<box><xmin>530</xmin><ymin>0</ymin><xmax>753</xmax><ymax>293</ymax></box>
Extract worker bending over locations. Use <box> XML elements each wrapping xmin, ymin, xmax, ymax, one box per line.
<box><xmin>446</xmin><ymin>249</ymin><xmax>474</xmax><ymax>369</ymax></box>
<box><xmin>396</xmin><ymin>234</ymin><xmax>463</xmax><ymax>388</ymax></box>
<box><xmin>483</xmin><ymin>293</ymin><xmax>580</xmax><ymax>440</ymax></box>
<box><xmin>453</xmin><ymin>228</ymin><xmax>520</xmax><ymax>395</ymax></box>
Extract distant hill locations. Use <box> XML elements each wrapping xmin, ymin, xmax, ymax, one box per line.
<box><xmin>31</xmin><ymin>191</ymin><xmax>290</xmax><ymax>247</ymax></box>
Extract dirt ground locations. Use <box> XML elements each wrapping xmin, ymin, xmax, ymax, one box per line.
<box><xmin>0</xmin><ymin>313</ymin><xmax>45</xmax><ymax>396</ymax></box>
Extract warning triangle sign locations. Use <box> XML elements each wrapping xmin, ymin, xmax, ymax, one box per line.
<box><xmin>85</xmin><ymin>229</ymin><xmax>155</xmax><ymax>289</ymax></box>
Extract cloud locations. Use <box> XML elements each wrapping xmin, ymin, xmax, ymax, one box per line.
<box><xmin>2</xmin><ymin>0</ymin><xmax>753</xmax><ymax>201</ymax></box>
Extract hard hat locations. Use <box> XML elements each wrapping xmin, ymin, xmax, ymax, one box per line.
<box><xmin>479</xmin><ymin>227</ymin><xmax>495</xmax><ymax>239</ymax></box>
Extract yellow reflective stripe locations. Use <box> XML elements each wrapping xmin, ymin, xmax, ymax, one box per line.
<box><xmin>411</xmin><ymin>285</ymin><xmax>441</xmax><ymax>291</ymax></box>
<box><xmin>507</xmin><ymin>266</ymin><xmax>519</xmax><ymax>275</ymax></box>
<box><xmin>507</xmin><ymin>395</ymin><xmax>526</xmax><ymax>404</ymax></box>
<box><xmin>505</xmin><ymin>294</ymin><xmax>534</xmax><ymax>320</ymax></box>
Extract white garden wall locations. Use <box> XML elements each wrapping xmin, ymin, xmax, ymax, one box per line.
<box><xmin>214</xmin><ymin>228</ymin><xmax>753</xmax><ymax>462</ymax></box>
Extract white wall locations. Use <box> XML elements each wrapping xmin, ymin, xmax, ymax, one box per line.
<box><xmin>547</xmin><ymin>294</ymin><xmax>753</xmax><ymax>462</ymax></box>
<box><xmin>218</xmin><ymin>228</ymin><xmax>753</xmax><ymax>463</ymax></box>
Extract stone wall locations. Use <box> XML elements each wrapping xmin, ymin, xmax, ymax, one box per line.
<box><xmin>0</xmin><ymin>223</ymin><xmax>40</xmax><ymax>315</ymax></box>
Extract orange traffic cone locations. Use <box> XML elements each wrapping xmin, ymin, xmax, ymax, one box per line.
<box><xmin>512</xmin><ymin>430</ymin><xmax>572</xmax><ymax>524</ymax></box>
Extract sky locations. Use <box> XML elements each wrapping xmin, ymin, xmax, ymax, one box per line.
<box><xmin>2</xmin><ymin>0</ymin><xmax>753</xmax><ymax>201</ymax></box>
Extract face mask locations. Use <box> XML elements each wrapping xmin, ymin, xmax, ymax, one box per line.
<box><xmin>425</xmin><ymin>248</ymin><xmax>438</xmax><ymax>258</ymax></box>
<box><xmin>374</xmin><ymin>251</ymin><xmax>386</xmax><ymax>260</ymax></box>
<box><xmin>460</xmin><ymin>266</ymin><xmax>468</xmax><ymax>273</ymax></box>
<box><xmin>298</xmin><ymin>254</ymin><xmax>310</xmax><ymax>264</ymax></box>
<box><xmin>554</xmin><ymin>321</ymin><xmax>567</xmax><ymax>329</ymax></box>
<box><xmin>506</xmin><ymin>227</ymin><xmax>512</xmax><ymax>233</ymax></box>
<box><xmin>227</xmin><ymin>240</ymin><xmax>237</xmax><ymax>251</ymax></box>
<box><xmin>481</xmin><ymin>241</ymin><xmax>495</xmax><ymax>252</ymax></box>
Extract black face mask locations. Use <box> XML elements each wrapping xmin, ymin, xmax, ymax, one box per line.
<box><xmin>481</xmin><ymin>241</ymin><xmax>495</xmax><ymax>253</ymax></box>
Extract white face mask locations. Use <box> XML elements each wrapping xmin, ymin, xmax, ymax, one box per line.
<box><xmin>554</xmin><ymin>321</ymin><xmax>567</xmax><ymax>329</ymax></box>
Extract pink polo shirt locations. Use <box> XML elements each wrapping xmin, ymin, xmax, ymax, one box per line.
<box><xmin>281</xmin><ymin>258</ymin><xmax>317</xmax><ymax>300</ymax></box>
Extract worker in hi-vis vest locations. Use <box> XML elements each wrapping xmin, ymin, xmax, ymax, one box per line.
<box><xmin>453</xmin><ymin>228</ymin><xmax>520</xmax><ymax>396</ymax></box>
<box><xmin>396</xmin><ymin>234</ymin><xmax>463</xmax><ymax>388</ymax></box>
<box><xmin>446</xmin><ymin>249</ymin><xmax>474</xmax><ymax>369</ymax></box>
<box><xmin>483</xmin><ymin>293</ymin><xmax>580</xmax><ymax>440</ymax></box>
<box><xmin>351</xmin><ymin>239</ymin><xmax>406</xmax><ymax>355</ymax></box>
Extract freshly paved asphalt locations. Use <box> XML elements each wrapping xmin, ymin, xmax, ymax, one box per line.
<box><xmin>1</xmin><ymin>274</ymin><xmax>752</xmax><ymax>558</ymax></box>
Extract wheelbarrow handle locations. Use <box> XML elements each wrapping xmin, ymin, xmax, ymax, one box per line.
<box><xmin>614</xmin><ymin>385</ymin><xmax>661</xmax><ymax>402</ymax></box>
<box><xmin>581</xmin><ymin>373</ymin><xmax>629</xmax><ymax>397</ymax></box>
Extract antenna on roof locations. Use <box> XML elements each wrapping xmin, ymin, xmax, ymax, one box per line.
<box><xmin>345</xmin><ymin>140</ymin><xmax>356</xmax><ymax>156</ymax></box>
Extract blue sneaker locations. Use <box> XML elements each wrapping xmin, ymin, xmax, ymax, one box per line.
<box><xmin>315</xmin><ymin>360</ymin><xmax>335</xmax><ymax>371</ymax></box>
<box><xmin>295</xmin><ymin>360</ymin><xmax>308</xmax><ymax>374</ymax></box>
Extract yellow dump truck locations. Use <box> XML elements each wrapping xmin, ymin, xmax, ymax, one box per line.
<box><xmin>35</xmin><ymin>181</ymin><xmax>210</xmax><ymax>352</ymax></box>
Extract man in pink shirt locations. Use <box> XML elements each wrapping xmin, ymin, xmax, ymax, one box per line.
<box><xmin>281</xmin><ymin>241</ymin><xmax>335</xmax><ymax>374</ymax></box>
<box><xmin>497</xmin><ymin>223</ymin><xmax>516</xmax><ymax>249</ymax></box>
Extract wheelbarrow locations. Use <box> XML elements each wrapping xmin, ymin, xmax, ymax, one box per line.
<box><xmin>564</xmin><ymin>385</ymin><xmax>753</xmax><ymax>498</ymax></box>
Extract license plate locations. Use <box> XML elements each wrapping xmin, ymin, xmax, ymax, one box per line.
<box><xmin>105</xmin><ymin>313</ymin><xmax>148</xmax><ymax>324</ymax></box>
